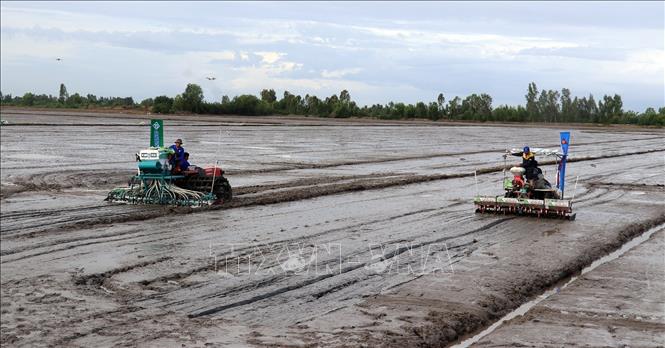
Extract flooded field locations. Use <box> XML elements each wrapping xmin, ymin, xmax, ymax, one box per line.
<box><xmin>1</xmin><ymin>109</ymin><xmax>663</xmax><ymax>347</ymax></box>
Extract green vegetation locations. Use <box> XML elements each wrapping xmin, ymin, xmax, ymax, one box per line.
<box><xmin>1</xmin><ymin>82</ymin><xmax>663</xmax><ymax>126</ymax></box>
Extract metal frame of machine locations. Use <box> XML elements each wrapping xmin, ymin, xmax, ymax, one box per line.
<box><xmin>473</xmin><ymin>132</ymin><xmax>576</xmax><ymax>220</ymax></box>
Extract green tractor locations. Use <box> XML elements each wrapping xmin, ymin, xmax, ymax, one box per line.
<box><xmin>106</xmin><ymin>120</ymin><xmax>232</xmax><ymax>207</ymax></box>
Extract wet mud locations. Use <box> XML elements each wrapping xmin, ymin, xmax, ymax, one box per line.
<box><xmin>473</xmin><ymin>228</ymin><xmax>665</xmax><ymax>347</ymax></box>
<box><xmin>1</xmin><ymin>110</ymin><xmax>664</xmax><ymax>347</ymax></box>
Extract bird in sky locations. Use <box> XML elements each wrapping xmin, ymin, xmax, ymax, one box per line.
<box><xmin>206</xmin><ymin>76</ymin><xmax>216</xmax><ymax>80</ymax></box>
<box><xmin>56</xmin><ymin>58</ymin><xmax>62</xmax><ymax>61</ymax></box>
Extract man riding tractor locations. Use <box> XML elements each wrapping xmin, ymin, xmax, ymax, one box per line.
<box><xmin>513</xmin><ymin>146</ymin><xmax>557</xmax><ymax>199</ymax></box>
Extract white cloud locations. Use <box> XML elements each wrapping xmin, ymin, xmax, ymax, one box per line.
<box><xmin>352</xmin><ymin>25</ymin><xmax>581</xmax><ymax>59</ymax></box>
<box><xmin>184</xmin><ymin>50</ymin><xmax>236</xmax><ymax>63</ymax></box>
<box><xmin>1</xmin><ymin>3</ymin><xmax>662</xmax><ymax>110</ymax></box>
<box><xmin>0</xmin><ymin>34</ymin><xmax>79</xmax><ymax>61</ymax></box>
<box><xmin>0</xmin><ymin>6</ymin><xmax>167</xmax><ymax>33</ymax></box>
<box><xmin>254</xmin><ymin>51</ymin><xmax>285</xmax><ymax>64</ymax></box>
<box><xmin>321</xmin><ymin>68</ymin><xmax>363</xmax><ymax>79</ymax></box>
<box><xmin>593</xmin><ymin>49</ymin><xmax>665</xmax><ymax>86</ymax></box>
<box><xmin>238</xmin><ymin>52</ymin><xmax>304</xmax><ymax>75</ymax></box>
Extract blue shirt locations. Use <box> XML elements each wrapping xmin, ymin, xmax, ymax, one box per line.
<box><xmin>180</xmin><ymin>159</ymin><xmax>190</xmax><ymax>171</ymax></box>
<box><xmin>169</xmin><ymin>144</ymin><xmax>185</xmax><ymax>164</ymax></box>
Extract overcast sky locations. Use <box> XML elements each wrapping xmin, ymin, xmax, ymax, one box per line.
<box><xmin>1</xmin><ymin>1</ymin><xmax>663</xmax><ymax>110</ymax></box>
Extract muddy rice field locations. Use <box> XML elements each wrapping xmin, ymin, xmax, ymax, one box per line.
<box><xmin>1</xmin><ymin>109</ymin><xmax>664</xmax><ymax>347</ymax></box>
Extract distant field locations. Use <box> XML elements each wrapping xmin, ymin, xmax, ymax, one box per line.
<box><xmin>1</xmin><ymin>109</ymin><xmax>663</xmax><ymax>347</ymax></box>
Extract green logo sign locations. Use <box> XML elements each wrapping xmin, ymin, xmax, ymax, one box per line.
<box><xmin>150</xmin><ymin>119</ymin><xmax>163</xmax><ymax>147</ymax></box>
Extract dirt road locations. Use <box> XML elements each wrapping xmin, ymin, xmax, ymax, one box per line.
<box><xmin>1</xmin><ymin>109</ymin><xmax>663</xmax><ymax>347</ymax></box>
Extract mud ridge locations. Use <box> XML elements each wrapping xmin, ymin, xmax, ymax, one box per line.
<box><xmin>587</xmin><ymin>182</ymin><xmax>664</xmax><ymax>192</ymax></box>
<box><xmin>225</xmin><ymin>148</ymin><xmax>665</xmax><ymax>209</ymax></box>
<box><xmin>73</xmin><ymin>257</ymin><xmax>173</xmax><ymax>287</ymax></box>
<box><xmin>401</xmin><ymin>215</ymin><xmax>665</xmax><ymax>348</ymax></box>
<box><xmin>5</xmin><ymin>148</ymin><xmax>661</xmax><ymax>240</ymax></box>
<box><xmin>1</xmin><ymin>205</ymin><xmax>177</xmax><ymax>238</ymax></box>
<box><xmin>232</xmin><ymin>173</ymin><xmax>400</xmax><ymax>195</ymax></box>
<box><xmin>1</xmin><ymin>169</ymin><xmax>133</xmax><ymax>199</ymax></box>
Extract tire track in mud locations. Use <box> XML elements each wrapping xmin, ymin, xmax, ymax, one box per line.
<box><xmin>2</xmin><ymin>148</ymin><xmax>662</xmax><ymax>242</ymax></box>
<box><xmin>224</xmin><ymin>148</ymin><xmax>664</xmax><ymax>209</ymax></box>
<box><xmin>1</xmin><ymin>177</ymin><xmax>459</xmax><ymax>260</ymax></box>
<box><xmin>2</xmin><ymin>231</ymin><xmax>166</xmax><ymax>263</ymax></box>
<box><xmin>3</xmin><ymin>140</ymin><xmax>661</xmax><ymax>200</ymax></box>
<box><xmin>185</xmin><ymin>217</ymin><xmax>514</xmax><ymax>318</ymax></box>
<box><xmin>0</xmin><ymin>204</ymin><xmax>177</xmax><ymax>238</ymax></box>
<box><xmin>224</xmin><ymin>148</ymin><xmax>506</xmax><ymax>175</ymax></box>
<box><xmin>111</xmin><ymin>206</ymin><xmax>470</xmax><ymax>293</ymax></box>
<box><xmin>161</xmin><ymin>210</ymin><xmax>471</xmax><ymax>306</ymax></box>
<box><xmin>1</xmin><ymin>169</ymin><xmax>133</xmax><ymax>199</ymax></box>
<box><xmin>226</xmin><ymin>135</ymin><xmax>664</xmax><ymax>176</ymax></box>
<box><xmin>1</xmin><ymin>148</ymin><xmax>497</xmax><ymax>199</ymax></box>
<box><xmin>0</xmin><ymin>173</ymin><xmax>407</xmax><ymax>241</ymax></box>
<box><xmin>69</xmin><ymin>208</ymin><xmax>472</xmax><ymax>322</ymax></box>
<box><xmin>72</xmin><ymin>256</ymin><xmax>173</xmax><ymax>287</ymax></box>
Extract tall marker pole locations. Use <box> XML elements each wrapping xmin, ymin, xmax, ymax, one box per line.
<box><xmin>558</xmin><ymin>131</ymin><xmax>571</xmax><ymax>198</ymax></box>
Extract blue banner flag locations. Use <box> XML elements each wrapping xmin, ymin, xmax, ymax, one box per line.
<box><xmin>557</xmin><ymin>131</ymin><xmax>571</xmax><ymax>197</ymax></box>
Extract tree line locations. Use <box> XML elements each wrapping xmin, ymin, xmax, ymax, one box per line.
<box><xmin>1</xmin><ymin>82</ymin><xmax>663</xmax><ymax>126</ymax></box>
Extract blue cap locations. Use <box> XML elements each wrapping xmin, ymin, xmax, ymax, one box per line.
<box><xmin>523</xmin><ymin>146</ymin><xmax>530</xmax><ymax>153</ymax></box>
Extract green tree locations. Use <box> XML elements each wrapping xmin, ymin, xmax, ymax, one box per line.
<box><xmin>560</xmin><ymin>88</ymin><xmax>572</xmax><ymax>122</ymax></box>
<box><xmin>447</xmin><ymin>96</ymin><xmax>462</xmax><ymax>119</ymax></box>
<box><xmin>325</xmin><ymin>94</ymin><xmax>340</xmax><ymax>117</ymax></box>
<box><xmin>304</xmin><ymin>95</ymin><xmax>322</xmax><ymax>116</ymax></box>
<box><xmin>66</xmin><ymin>93</ymin><xmax>84</xmax><ymax>107</ymax></box>
<box><xmin>415</xmin><ymin>102</ymin><xmax>428</xmax><ymax>118</ymax></box>
<box><xmin>140</xmin><ymin>98</ymin><xmax>154</xmax><ymax>110</ymax></box>
<box><xmin>546</xmin><ymin>90</ymin><xmax>560</xmax><ymax>122</ymax></box>
<box><xmin>339</xmin><ymin>90</ymin><xmax>351</xmax><ymax>104</ymax></box>
<box><xmin>22</xmin><ymin>92</ymin><xmax>35</xmax><ymax>106</ymax></box>
<box><xmin>598</xmin><ymin>94</ymin><xmax>624</xmax><ymax>124</ymax></box>
<box><xmin>428</xmin><ymin>102</ymin><xmax>440</xmax><ymax>120</ymax></box>
<box><xmin>230</xmin><ymin>94</ymin><xmax>262</xmax><ymax>115</ymax></box>
<box><xmin>152</xmin><ymin>96</ymin><xmax>174</xmax><ymax>114</ymax></box>
<box><xmin>59</xmin><ymin>83</ymin><xmax>68</xmax><ymax>103</ymax></box>
<box><xmin>86</xmin><ymin>94</ymin><xmax>98</xmax><ymax>105</ymax></box>
<box><xmin>279</xmin><ymin>91</ymin><xmax>302</xmax><ymax>115</ymax></box>
<box><xmin>172</xmin><ymin>94</ymin><xmax>184</xmax><ymax>112</ymax></box>
<box><xmin>525</xmin><ymin>82</ymin><xmax>539</xmax><ymax>121</ymax></box>
<box><xmin>181</xmin><ymin>83</ymin><xmax>204</xmax><ymax>113</ymax></box>
<box><xmin>437</xmin><ymin>93</ymin><xmax>445</xmax><ymax>111</ymax></box>
<box><xmin>260</xmin><ymin>89</ymin><xmax>276</xmax><ymax>103</ymax></box>
<box><xmin>537</xmin><ymin>90</ymin><xmax>548</xmax><ymax>122</ymax></box>
<box><xmin>587</xmin><ymin>94</ymin><xmax>598</xmax><ymax>122</ymax></box>
<box><xmin>461</xmin><ymin>93</ymin><xmax>492</xmax><ymax>120</ymax></box>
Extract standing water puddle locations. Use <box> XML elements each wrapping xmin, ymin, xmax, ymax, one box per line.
<box><xmin>452</xmin><ymin>222</ymin><xmax>665</xmax><ymax>348</ymax></box>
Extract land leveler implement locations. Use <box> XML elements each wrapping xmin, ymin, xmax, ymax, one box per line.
<box><xmin>106</xmin><ymin>119</ymin><xmax>232</xmax><ymax>207</ymax></box>
<box><xmin>474</xmin><ymin>132</ymin><xmax>576</xmax><ymax>220</ymax></box>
